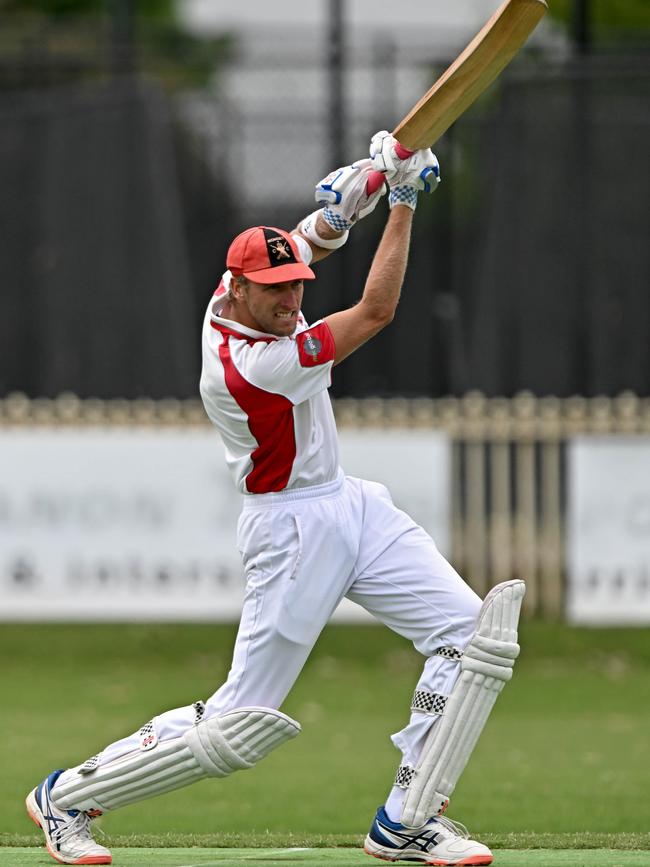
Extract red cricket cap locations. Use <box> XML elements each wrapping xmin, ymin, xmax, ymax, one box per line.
<box><xmin>226</xmin><ymin>226</ymin><xmax>315</xmax><ymax>284</ymax></box>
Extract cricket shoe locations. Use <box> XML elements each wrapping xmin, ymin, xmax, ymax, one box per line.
<box><xmin>364</xmin><ymin>805</ymin><xmax>492</xmax><ymax>866</ymax></box>
<box><xmin>25</xmin><ymin>769</ymin><xmax>112</xmax><ymax>865</ymax></box>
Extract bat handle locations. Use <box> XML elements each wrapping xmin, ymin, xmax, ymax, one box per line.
<box><xmin>394</xmin><ymin>143</ymin><xmax>415</xmax><ymax>160</ymax></box>
<box><xmin>365</xmin><ymin>143</ymin><xmax>415</xmax><ymax>195</ymax></box>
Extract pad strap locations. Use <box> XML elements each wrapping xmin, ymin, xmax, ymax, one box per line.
<box><xmin>434</xmin><ymin>646</ymin><xmax>463</xmax><ymax>661</ymax></box>
<box><xmin>394</xmin><ymin>764</ymin><xmax>416</xmax><ymax>789</ymax></box>
<box><xmin>410</xmin><ymin>690</ymin><xmax>449</xmax><ymax>716</ymax></box>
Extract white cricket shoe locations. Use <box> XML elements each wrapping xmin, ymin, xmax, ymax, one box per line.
<box><xmin>364</xmin><ymin>805</ymin><xmax>493</xmax><ymax>865</ymax></box>
<box><xmin>26</xmin><ymin>769</ymin><xmax>112</xmax><ymax>865</ymax></box>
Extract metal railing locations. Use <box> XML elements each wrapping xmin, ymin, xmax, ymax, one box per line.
<box><xmin>3</xmin><ymin>391</ymin><xmax>650</xmax><ymax>617</ymax></box>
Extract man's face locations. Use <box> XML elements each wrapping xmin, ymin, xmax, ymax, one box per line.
<box><xmin>233</xmin><ymin>278</ymin><xmax>305</xmax><ymax>337</ymax></box>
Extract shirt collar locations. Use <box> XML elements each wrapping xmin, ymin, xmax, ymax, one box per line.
<box><xmin>209</xmin><ymin>296</ymin><xmax>306</xmax><ymax>340</ymax></box>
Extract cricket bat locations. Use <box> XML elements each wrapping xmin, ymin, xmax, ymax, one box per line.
<box><xmin>366</xmin><ymin>0</ymin><xmax>547</xmax><ymax>192</ymax></box>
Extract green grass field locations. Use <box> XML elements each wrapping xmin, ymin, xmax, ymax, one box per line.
<box><xmin>1</xmin><ymin>847</ymin><xmax>649</xmax><ymax>866</ymax></box>
<box><xmin>1</xmin><ymin>621</ymin><xmax>648</xmax><ymax>865</ymax></box>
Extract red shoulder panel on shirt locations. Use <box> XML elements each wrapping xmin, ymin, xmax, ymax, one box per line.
<box><xmin>296</xmin><ymin>322</ymin><xmax>335</xmax><ymax>368</ymax></box>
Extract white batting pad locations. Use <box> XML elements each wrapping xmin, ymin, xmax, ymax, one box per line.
<box><xmin>53</xmin><ymin>706</ymin><xmax>300</xmax><ymax>813</ymax></box>
<box><xmin>400</xmin><ymin>579</ymin><xmax>525</xmax><ymax>827</ymax></box>
<box><xmin>185</xmin><ymin>707</ymin><xmax>300</xmax><ymax>776</ymax></box>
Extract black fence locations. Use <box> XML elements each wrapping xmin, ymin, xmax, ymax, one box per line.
<box><xmin>1</xmin><ymin>22</ymin><xmax>648</xmax><ymax>400</ymax></box>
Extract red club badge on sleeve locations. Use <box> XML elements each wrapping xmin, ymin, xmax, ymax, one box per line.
<box><xmin>296</xmin><ymin>323</ymin><xmax>335</xmax><ymax>367</ymax></box>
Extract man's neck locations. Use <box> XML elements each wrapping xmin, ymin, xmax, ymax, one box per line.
<box><xmin>218</xmin><ymin>300</ymin><xmax>265</xmax><ymax>334</ymax></box>
<box><xmin>220</xmin><ymin>300</ymin><xmax>236</xmax><ymax>321</ymax></box>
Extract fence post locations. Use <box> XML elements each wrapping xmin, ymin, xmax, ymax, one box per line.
<box><xmin>462</xmin><ymin>391</ymin><xmax>489</xmax><ymax>598</ymax></box>
<box><xmin>539</xmin><ymin>396</ymin><xmax>563</xmax><ymax>619</ymax></box>
<box><xmin>487</xmin><ymin>397</ymin><xmax>513</xmax><ymax>587</ymax></box>
<box><xmin>512</xmin><ymin>391</ymin><xmax>538</xmax><ymax>616</ymax></box>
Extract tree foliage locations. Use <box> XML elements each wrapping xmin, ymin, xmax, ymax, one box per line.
<box><xmin>547</xmin><ymin>0</ymin><xmax>650</xmax><ymax>44</ymax></box>
<box><xmin>1</xmin><ymin>1</ymin><xmax>174</xmax><ymax>17</ymax></box>
<box><xmin>0</xmin><ymin>0</ymin><xmax>233</xmax><ymax>90</ymax></box>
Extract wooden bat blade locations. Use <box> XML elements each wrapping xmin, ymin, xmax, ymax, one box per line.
<box><xmin>395</xmin><ymin>0</ymin><xmax>547</xmax><ymax>150</ymax></box>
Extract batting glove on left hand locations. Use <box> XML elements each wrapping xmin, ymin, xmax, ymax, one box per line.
<box><xmin>315</xmin><ymin>159</ymin><xmax>387</xmax><ymax>231</ymax></box>
<box><xmin>387</xmin><ymin>152</ymin><xmax>440</xmax><ymax>210</ymax></box>
<box><xmin>370</xmin><ymin>130</ymin><xmax>440</xmax><ymax>210</ymax></box>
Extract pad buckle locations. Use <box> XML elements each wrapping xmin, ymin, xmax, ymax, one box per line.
<box><xmin>78</xmin><ymin>754</ymin><xmax>100</xmax><ymax>775</ymax></box>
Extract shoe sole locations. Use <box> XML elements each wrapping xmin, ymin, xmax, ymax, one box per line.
<box><xmin>25</xmin><ymin>790</ymin><xmax>112</xmax><ymax>865</ymax></box>
<box><xmin>364</xmin><ymin>844</ymin><xmax>493</xmax><ymax>866</ymax></box>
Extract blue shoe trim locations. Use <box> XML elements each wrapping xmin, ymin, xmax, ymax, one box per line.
<box><xmin>376</xmin><ymin>805</ymin><xmax>406</xmax><ymax>830</ymax></box>
<box><xmin>36</xmin><ymin>770</ymin><xmax>61</xmax><ymax>810</ymax></box>
<box><xmin>369</xmin><ymin>805</ymin><xmax>410</xmax><ymax>848</ymax></box>
<box><xmin>369</xmin><ymin>822</ymin><xmax>400</xmax><ymax>848</ymax></box>
<box><xmin>37</xmin><ymin>769</ymin><xmax>65</xmax><ymax>809</ymax></box>
<box><xmin>38</xmin><ymin>769</ymin><xmax>79</xmax><ymax>826</ymax></box>
<box><xmin>47</xmin><ymin>769</ymin><xmax>66</xmax><ymax>789</ymax></box>
<box><xmin>369</xmin><ymin>804</ymin><xmax>442</xmax><ymax>854</ymax></box>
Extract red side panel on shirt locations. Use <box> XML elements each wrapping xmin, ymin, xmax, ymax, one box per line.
<box><xmin>295</xmin><ymin>321</ymin><xmax>336</xmax><ymax>368</ymax></box>
<box><xmin>218</xmin><ymin>333</ymin><xmax>296</xmax><ymax>494</ymax></box>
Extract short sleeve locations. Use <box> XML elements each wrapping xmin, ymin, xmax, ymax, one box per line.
<box><xmin>232</xmin><ymin>321</ymin><xmax>335</xmax><ymax>406</ymax></box>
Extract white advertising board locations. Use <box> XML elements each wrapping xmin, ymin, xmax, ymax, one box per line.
<box><xmin>567</xmin><ymin>437</ymin><xmax>650</xmax><ymax>625</ymax></box>
<box><xmin>0</xmin><ymin>428</ymin><xmax>450</xmax><ymax>622</ymax></box>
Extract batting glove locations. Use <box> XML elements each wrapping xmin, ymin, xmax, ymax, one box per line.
<box><xmin>370</xmin><ymin>130</ymin><xmax>440</xmax><ymax>210</ymax></box>
<box><xmin>315</xmin><ymin>159</ymin><xmax>387</xmax><ymax>231</ymax></box>
<box><xmin>388</xmin><ymin>152</ymin><xmax>440</xmax><ymax>210</ymax></box>
<box><xmin>370</xmin><ymin>129</ymin><xmax>405</xmax><ymax>176</ymax></box>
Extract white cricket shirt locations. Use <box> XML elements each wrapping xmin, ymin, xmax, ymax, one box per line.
<box><xmin>200</xmin><ymin>289</ymin><xmax>339</xmax><ymax>495</ymax></box>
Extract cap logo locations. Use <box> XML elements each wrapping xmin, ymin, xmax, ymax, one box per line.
<box><xmin>269</xmin><ymin>239</ymin><xmax>291</xmax><ymax>260</ymax></box>
<box><xmin>263</xmin><ymin>228</ymin><xmax>297</xmax><ymax>267</ymax></box>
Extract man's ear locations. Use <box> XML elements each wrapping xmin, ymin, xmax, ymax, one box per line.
<box><xmin>231</xmin><ymin>275</ymin><xmax>248</xmax><ymax>301</ymax></box>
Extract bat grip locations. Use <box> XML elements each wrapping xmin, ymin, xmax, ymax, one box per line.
<box><xmin>365</xmin><ymin>143</ymin><xmax>415</xmax><ymax>195</ymax></box>
<box><xmin>394</xmin><ymin>143</ymin><xmax>415</xmax><ymax>160</ymax></box>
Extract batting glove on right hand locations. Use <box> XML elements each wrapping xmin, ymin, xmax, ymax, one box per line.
<box><xmin>315</xmin><ymin>159</ymin><xmax>387</xmax><ymax>230</ymax></box>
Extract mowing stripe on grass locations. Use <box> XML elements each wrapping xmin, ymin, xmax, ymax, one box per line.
<box><xmin>1</xmin><ymin>849</ymin><xmax>650</xmax><ymax>867</ymax></box>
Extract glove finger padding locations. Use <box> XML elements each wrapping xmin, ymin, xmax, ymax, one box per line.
<box><xmin>370</xmin><ymin>130</ymin><xmax>440</xmax><ymax>189</ymax></box>
<box><xmin>315</xmin><ymin>159</ymin><xmax>387</xmax><ymax>230</ymax></box>
<box><xmin>387</xmin><ymin>149</ymin><xmax>440</xmax><ymax>192</ymax></box>
<box><xmin>387</xmin><ymin>150</ymin><xmax>441</xmax><ymax>211</ymax></box>
<box><xmin>369</xmin><ymin>129</ymin><xmax>401</xmax><ymax>175</ymax></box>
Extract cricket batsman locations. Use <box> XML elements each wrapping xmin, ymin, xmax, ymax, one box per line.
<box><xmin>26</xmin><ymin>131</ymin><xmax>524</xmax><ymax>866</ymax></box>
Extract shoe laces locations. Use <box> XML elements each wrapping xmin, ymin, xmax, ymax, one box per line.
<box><xmin>432</xmin><ymin>815</ymin><xmax>470</xmax><ymax>840</ymax></box>
<box><xmin>55</xmin><ymin>811</ymin><xmax>95</xmax><ymax>846</ymax></box>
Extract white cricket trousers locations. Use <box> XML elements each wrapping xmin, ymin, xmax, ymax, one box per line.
<box><xmin>62</xmin><ymin>471</ymin><xmax>481</xmax><ymax>810</ymax></box>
